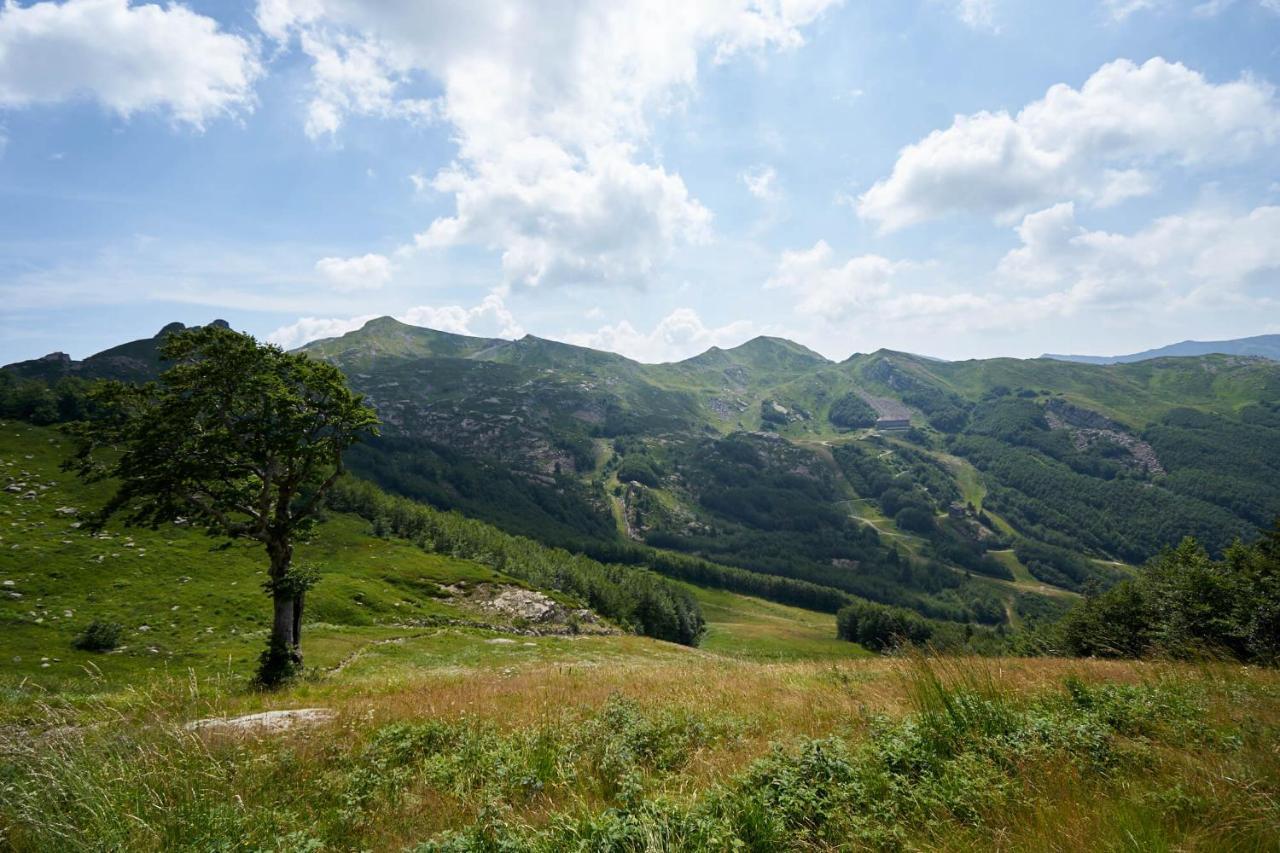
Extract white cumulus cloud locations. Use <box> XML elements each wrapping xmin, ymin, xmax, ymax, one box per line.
<box><xmin>564</xmin><ymin>307</ymin><xmax>754</xmax><ymax>363</ymax></box>
<box><xmin>266</xmin><ymin>293</ymin><xmax>524</xmax><ymax>349</ymax></box>
<box><xmin>257</xmin><ymin>0</ymin><xmax>839</xmax><ymax>288</ymax></box>
<box><xmin>768</xmin><ymin>203</ymin><xmax>1280</xmax><ymax>345</ymax></box>
<box><xmin>858</xmin><ymin>57</ymin><xmax>1280</xmax><ymax>231</ymax></box>
<box><xmin>314</xmin><ymin>253</ymin><xmax>394</xmax><ymax>290</ymax></box>
<box><xmin>997</xmin><ymin>202</ymin><xmax>1280</xmax><ymax>307</ymax></box>
<box><xmin>766</xmin><ymin>240</ymin><xmax>915</xmax><ymax>318</ymax></box>
<box><xmin>0</xmin><ymin>0</ymin><xmax>261</xmax><ymax>129</ymax></box>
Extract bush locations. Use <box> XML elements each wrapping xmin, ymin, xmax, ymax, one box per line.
<box><xmin>71</xmin><ymin>620</ymin><xmax>123</xmax><ymax>652</ymax></box>
<box><xmin>255</xmin><ymin>635</ymin><xmax>302</xmax><ymax>688</ymax></box>
<box><xmin>1048</xmin><ymin>520</ymin><xmax>1280</xmax><ymax>663</ymax></box>
<box><xmin>827</xmin><ymin>393</ymin><xmax>877</xmax><ymax>429</ymax></box>
<box><xmin>837</xmin><ymin>600</ymin><xmax>934</xmax><ymax>651</ymax></box>
<box><xmin>894</xmin><ymin>506</ymin><xmax>935</xmax><ymax>534</ymax></box>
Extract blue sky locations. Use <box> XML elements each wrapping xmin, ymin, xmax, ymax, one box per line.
<box><xmin>2</xmin><ymin>0</ymin><xmax>1278</xmax><ymax>364</ymax></box>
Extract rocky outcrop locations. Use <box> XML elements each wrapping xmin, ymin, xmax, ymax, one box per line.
<box><xmin>1044</xmin><ymin>400</ymin><xmax>1165</xmax><ymax>476</ymax></box>
<box><xmin>446</xmin><ymin>583</ymin><xmax>616</xmax><ymax>635</ymax></box>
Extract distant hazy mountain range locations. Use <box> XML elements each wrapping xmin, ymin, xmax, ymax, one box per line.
<box><xmin>1043</xmin><ymin>334</ymin><xmax>1280</xmax><ymax>365</ymax></box>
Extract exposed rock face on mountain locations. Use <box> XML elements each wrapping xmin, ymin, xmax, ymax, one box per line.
<box><xmin>1044</xmin><ymin>400</ymin><xmax>1165</xmax><ymax>476</ymax></box>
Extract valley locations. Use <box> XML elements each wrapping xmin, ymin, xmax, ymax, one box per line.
<box><xmin>3</xmin><ymin>322</ymin><xmax>1280</xmax><ymax>850</ymax></box>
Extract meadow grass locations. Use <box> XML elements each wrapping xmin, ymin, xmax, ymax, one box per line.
<box><xmin>2</xmin><ymin>652</ymin><xmax>1277</xmax><ymax>851</ymax></box>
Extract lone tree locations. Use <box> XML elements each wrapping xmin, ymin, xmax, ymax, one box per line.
<box><xmin>67</xmin><ymin>325</ymin><xmax>379</xmax><ymax>684</ymax></box>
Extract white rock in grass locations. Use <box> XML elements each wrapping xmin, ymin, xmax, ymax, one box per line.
<box><xmin>185</xmin><ymin>708</ymin><xmax>335</xmax><ymax>734</ymax></box>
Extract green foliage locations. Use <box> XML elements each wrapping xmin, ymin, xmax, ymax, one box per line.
<box><xmin>954</xmin><ymin>433</ymin><xmax>1249</xmax><ymax>563</ymax></box>
<box><xmin>65</xmin><ymin>326</ymin><xmax>379</xmax><ymax>540</ymax></box>
<box><xmin>347</xmin><ymin>437</ymin><xmax>615</xmax><ymax>546</ymax></box>
<box><xmin>326</xmin><ymin>478</ymin><xmax>705</xmax><ymax>645</ymax></box>
<box><xmin>1051</xmin><ymin>522</ymin><xmax>1280</xmax><ymax>663</ymax></box>
<box><xmin>894</xmin><ymin>506</ymin><xmax>935</xmax><ymax>534</ymax></box>
<box><xmin>70</xmin><ymin>619</ymin><xmax>123</xmax><ymax>652</ymax></box>
<box><xmin>827</xmin><ymin>392</ymin><xmax>878</xmax><ymax>429</ymax></box>
<box><xmin>62</xmin><ymin>326</ymin><xmax>379</xmax><ymax>673</ymax></box>
<box><xmin>615</xmin><ymin>455</ymin><xmax>662</xmax><ymax>488</ymax></box>
<box><xmin>411</xmin><ymin>670</ymin><xmax>1243</xmax><ymax>852</ymax></box>
<box><xmin>254</xmin><ymin>633</ymin><xmax>301</xmax><ymax>688</ymax></box>
<box><xmin>1013</xmin><ymin>539</ymin><xmax>1103</xmax><ymax>591</ymax></box>
<box><xmin>0</xmin><ymin>374</ymin><xmax>95</xmax><ymax>426</ymax></box>
<box><xmin>836</xmin><ymin>600</ymin><xmax>935</xmax><ymax>651</ymax></box>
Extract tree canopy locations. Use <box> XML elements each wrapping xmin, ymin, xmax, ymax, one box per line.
<box><xmin>67</xmin><ymin>325</ymin><xmax>379</xmax><ymax>683</ymax></box>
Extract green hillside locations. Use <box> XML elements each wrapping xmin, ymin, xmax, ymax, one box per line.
<box><xmin>6</xmin><ymin>319</ymin><xmax>1280</xmax><ymax>639</ymax></box>
<box><xmin>3</xmin><ymin>348</ymin><xmax>1280</xmax><ymax>852</ymax></box>
<box><xmin>1</xmin><ymin>420</ymin><xmax>882</xmax><ymax>692</ymax></box>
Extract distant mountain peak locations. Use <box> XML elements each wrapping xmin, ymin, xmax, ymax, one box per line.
<box><xmin>1044</xmin><ymin>334</ymin><xmax>1280</xmax><ymax>365</ymax></box>
<box><xmin>361</xmin><ymin>315</ymin><xmax>406</xmax><ymax>330</ymax></box>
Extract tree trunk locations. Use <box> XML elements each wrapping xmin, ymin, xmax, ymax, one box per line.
<box><xmin>267</xmin><ymin>538</ymin><xmax>302</xmax><ymax>666</ymax></box>
<box><xmin>292</xmin><ymin>591</ymin><xmax>305</xmax><ymax>648</ymax></box>
<box><xmin>272</xmin><ymin>590</ymin><xmax>297</xmax><ymax>650</ymax></box>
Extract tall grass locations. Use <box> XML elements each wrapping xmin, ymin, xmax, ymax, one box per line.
<box><xmin>2</xmin><ymin>658</ymin><xmax>1277</xmax><ymax>851</ymax></box>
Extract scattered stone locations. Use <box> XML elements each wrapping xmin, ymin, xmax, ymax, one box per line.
<box><xmin>2</xmin><ymin>580</ymin><xmax>12</xmax><ymax>586</ymax></box>
<box><xmin>185</xmin><ymin>708</ymin><xmax>335</xmax><ymax>734</ymax></box>
<box><xmin>485</xmin><ymin>637</ymin><xmax>518</xmax><ymax>644</ymax></box>
<box><xmin>54</xmin><ymin>506</ymin><xmax>78</xmax><ymax>516</ymax></box>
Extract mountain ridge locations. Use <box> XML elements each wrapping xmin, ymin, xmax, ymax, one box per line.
<box><xmin>1043</xmin><ymin>333</ymin><xmax>1280</xmax><ymax>365</ymax></box>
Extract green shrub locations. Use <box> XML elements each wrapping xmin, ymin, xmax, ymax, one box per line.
<box><xmin>70</xmin><ymin>620</ymin><xmax>123</xmax><ymax>652</ymax></box>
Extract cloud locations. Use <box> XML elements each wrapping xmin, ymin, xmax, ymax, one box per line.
<box><xmin>997</xmin><ymin>202</ymin><xmax>1280</xmax><ymax>307</ymax></box>
<box><xmin>954</xmin><ymin>0</ymin><xmax>998</xmax><ymax>29</ymax></box>
<box><xmin>741</xmin><ymin>164</ymin><xmax>780</xmax><ymax>201</ymax></box>
<box><xmin>265</xmin><ymin>314</ymin><xmax>378</xmax><ymax>349</ymax></box>
<box><xmin>265</xmin><ymin>292</ymin><xmax>524</xmax><ymax>349</ymax></box>
<box><xmin>414</xmin><ymin>140</ymin><xmax>712</xmax><ymax>289</ymax></box>
<box><xmin>765</xmin><ymin>240</ymin><xmax>914</xmax><ymax>318</ymax></box>
<box><xmin>564</xmin><ymin>307</ymin><xmax>753</xmax><ymax>362</ymax></box>
<box><xmin>1104</xmin><ymin>0</ymin><xmax>1162</xmax><ymax>20</ymax></box>
<box><xmin>257</xmin><ymin>0</ymin><xmax>839</xmax><ymax>288</ymax></box>
<box><xmin>769</xmin><ymin>203</ymin><xmax>1280</xmax><ymax>341</ymax></box>
<box><xmin>399</xmin><ymin>293</ymin><xmax>524</xmax><ymax>339</ymax></box>
<box><xmin>314</xmin><ymin>253</ymin><xmax>393</xmax><ymax>290</ymax></box>
<box><xmin>858</xmin><ymin>58</ymin><xmax>1280</xmax><ymax>231</ymax></box>
<box><xmin>296</xmin><ymin>29</ymin><xmax>439</xmax><ymax>139</ymax></box>
<box><xmin>1194</xmin><ymin>0</ymin><xmax>1280</xmax><ymax>14</ymax></box>
<box><xmin>0</xmin><ymin>0</ymin><xmax>261</xmax><ymax>129</ymax></box>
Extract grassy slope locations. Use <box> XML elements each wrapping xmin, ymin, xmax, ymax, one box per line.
<box><xmin>0</xmin><ymin>421</ymin><xmax>525</xmax><ymax>689</ymax></box>
<box><xmin>1</xmin><ymin>422</ymin><xmax>1278</xmax><ymax>849</ymax></box>
<box><xmin>685</xmin><ymin>584</ymin><xmax>870</xmax><ymax>662</ymax></box>
<box><xmin>3</xmin><ymin>650</ymin><xmax>1277</xmax><ymax>850</ymax></box>
<box><xmin>1</xmin><ymin>421</ymin><xmax>873</xmax><ymax>694</ymax></box>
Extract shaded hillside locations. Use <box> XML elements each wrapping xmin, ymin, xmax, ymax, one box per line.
<box><xmin>2</xmin><ymin>321</ymin><xmax>230</xmax><ymax>383</ymax></box>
